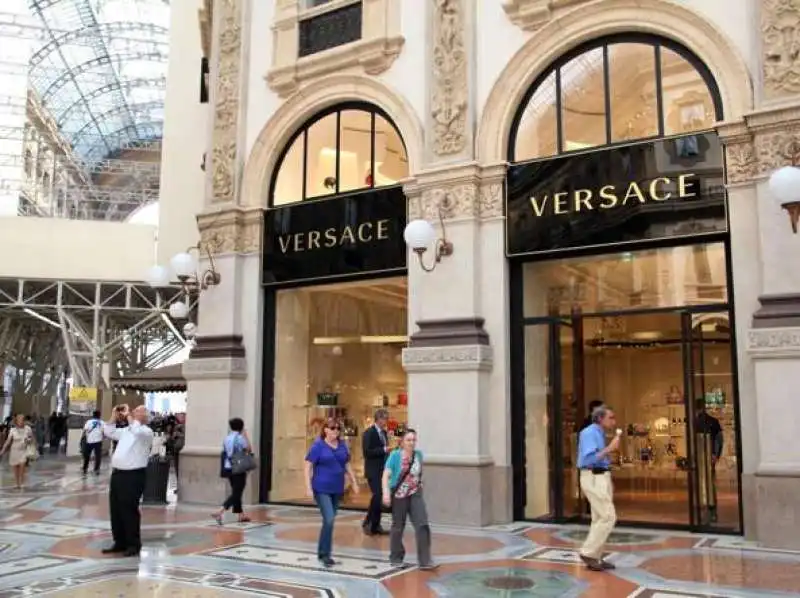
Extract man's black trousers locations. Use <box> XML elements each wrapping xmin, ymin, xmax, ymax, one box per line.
<box><xmin>109</xmin><ymin>468</ymin><xmax>146</xmax><ymax>550</ymax></box>
<box><xmin>363</xmin><ymin>472</ymin><xmax>384</xmax><ymax>532</ymax></box>
<box><xmin>82</xmin><ymin>442</ymin><xmax>102</xmax><ymax>473</ymax></box>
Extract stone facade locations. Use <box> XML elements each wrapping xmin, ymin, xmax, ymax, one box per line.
<box><xmin>175</xmin><ymin>0</ymin><xmax>800</xmax><ymax>548</ymax></box>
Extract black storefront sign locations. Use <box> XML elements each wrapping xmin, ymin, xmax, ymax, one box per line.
<box><xmin>506</xmin><ymin>133</ymin><xmax>727</xmax><ymax>257</ymax></box>
<box><xmin>262</xmin><ymin>186</ymin><xmax>407</xmax><ymax>285</ymax></box>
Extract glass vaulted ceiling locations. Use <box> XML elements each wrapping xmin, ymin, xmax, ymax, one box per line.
<box><xmin>28</xmin><ymin>0</ymin><xmax>169</xmax><ymax>163</ymax></box>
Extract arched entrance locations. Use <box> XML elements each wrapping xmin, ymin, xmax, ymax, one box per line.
<box><xmin>506</xmin><ymin>34</ymin><xmax>742</xmax><ymax>533</ymax></box>
<box><xmin>259</xmin><ymin>102</ymin><xmax>411</xmax><ymax>509</ymax></box>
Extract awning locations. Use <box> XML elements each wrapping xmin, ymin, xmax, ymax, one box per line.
<box><xmin>109</xmin><ymin>364</ymin><xmax>186</xmax><ymax>393</ymax></box>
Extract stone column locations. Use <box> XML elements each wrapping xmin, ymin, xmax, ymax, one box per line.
<box><xmin>716</xmin><ymin>0</ymin><xmax>800</xmax><ymax>548</ymax></box>
<box><xmin>401</xmin><ymin>0</ymin><xmax>511</xmax><ymax>526</ymax></box>
<box><xmin>180</xmin><ymin>0</ymin><xmax>265</xmax><ymax>506</ymax></box>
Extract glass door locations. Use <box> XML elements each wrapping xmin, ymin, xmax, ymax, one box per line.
<box><xmin>522</xmin><ymin>318</ymin><xmax>577</xmax><ymax>520</ymax></box>
<box><xmin>682</xmin><ymin>311</ymin><xmax>740</xmax><ymax>532</ymax></box>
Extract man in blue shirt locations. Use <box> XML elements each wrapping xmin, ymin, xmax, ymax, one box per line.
<box><xmin>577</xmin><ymin>404</ymin><xmax>620</xmax><ymax>572</ymax></box>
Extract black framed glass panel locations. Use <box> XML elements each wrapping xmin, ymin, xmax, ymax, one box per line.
<box><xmin>510</xmin><ymin>34</ymin><xmax>723</xmax><ymax>163</ymax></box>
<box><xmin>270</xmin><ymin>104</ymin><xmax>409</xmax><ymax>207</ymax></box>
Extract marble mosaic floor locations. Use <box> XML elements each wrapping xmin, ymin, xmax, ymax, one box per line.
<box><xmin>0</xmin><ymin>458</ymin><xmax>799</xmax><ymax>597</ymax></box>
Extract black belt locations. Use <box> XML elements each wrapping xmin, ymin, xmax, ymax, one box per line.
<box><xmin>581</xmin><ymin>467</ymin><xmax>610</xmax><ymax>475</ymax></box>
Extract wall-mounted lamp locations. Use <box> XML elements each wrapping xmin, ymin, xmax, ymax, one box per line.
<box><xmin>145</xmin><ymin>242</ymin><xmax>221</xmax><ymax>320</ymax></box>
<box><xmin>769</xmin><ymin>164</ymin><xmax>800</xmax><ymax>233</ymax></box>
<box><xmin>403</xmin><ymin>206</ymin><xmax>454</xmax><ymax>272</ymax></box>
<box><xmin>768</xmin><ymin>141</ymin><xmax>800</xmax><ymax>234</ymax></box>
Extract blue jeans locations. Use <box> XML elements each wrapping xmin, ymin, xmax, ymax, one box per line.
<box><xmin>314</xmin><ymin>492</ymin><xmax>341</xmax><ymax>559</ymax></box>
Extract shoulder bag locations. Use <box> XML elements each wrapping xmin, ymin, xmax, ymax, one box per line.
<box><xmin>230</xmin><ymin>435</ymin><xmax>257</xmax><ymax>475</ymax></box>
<box><xmin>390</xmin><ymin>450</ymin><xmax>417</xmax><ymax>503</ymax></box>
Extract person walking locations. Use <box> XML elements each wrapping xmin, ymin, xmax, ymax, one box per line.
<box><xmin>381</xmin><ymin>429</ymin><xmax>437</xmax><ymax>570</ymax></box>
<box><xmin>81</xmin><ymin>410</ymin><xmax>104</xmax><ymax>476</ymax></box>
<box><xmin>304</xmin><ymin>417</ymin><xmax>359</xmax><ymax>567</ymax></box>
<box><xmin>101</xmin><ymin>404</ymin><xmax>153</xmax><ymax>557</ymax></box>
<box><xmin>0</xmin><ymin>414</ymin><xmax>34</xmax><ymax>489</ymax></box>
<box><xmin>577</xmin><ymin>404</ymin><xmax>620</xmax><ymax>572</ymax></box>
<box><xmin>362</xmin><ymin>408</ymin><xmax>390</xmax><ymax>536</ymax></box>
<box><xmin>212</xmin><ymin>417</ymin><xmax>253</xmax><ymax>524</ymax></box>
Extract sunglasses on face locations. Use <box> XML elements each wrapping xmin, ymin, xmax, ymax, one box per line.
<box><xmin>327</xmin><ymin>426</ymin><xmax>340</xmax><ymax>431</ymax></box>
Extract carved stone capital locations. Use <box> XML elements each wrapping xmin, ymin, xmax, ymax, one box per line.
<box><xmin>404</xmin><ymin>163</ymin><xmax>507</xmax><ymax>221</ymax></box>
<box><xmin>402</xmin><ymin>344</ymin><xmax>494</xmax><ymax>372</ymax></box>
<box><xmin>762</xmin><ymin>0</ymin><xmax>800</xmax><ymax>101</ymax></box>
<box><xmin>209</xmin><ymin>0</ymin><xmax>243</xmax><ymax>205</ymax></box>
<box><xmin>718</xmin><ymin>106</ymin><xmax>800</xmax><ymax>184</ymax></box>
<box><xmin>197</xmin><ymin>207</ymin><xmax>262</xmax><ymax>255</ymax></box>
<box><xmin>502</xmin><ymin>0</ymin><xmax>587</xmax><ymax>31</ymax></box>
<box><xmin>429</xmin><ymin>0</ymin><xmax>469</xmax><ymax>159</ymax></box>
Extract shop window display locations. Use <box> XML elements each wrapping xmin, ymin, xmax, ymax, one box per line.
<box><xmin>270</xmin><ymin>277</ymin><xmax>408</xmax><ymax>506</ymax></box>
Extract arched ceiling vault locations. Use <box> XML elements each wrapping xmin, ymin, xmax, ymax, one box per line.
<box><xmin>28</xmin><ymin>0</ymin><xmax>169</xmax><ymax>163</ymax></box>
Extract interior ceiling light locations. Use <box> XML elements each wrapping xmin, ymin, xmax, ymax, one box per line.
<box><xmin>312</xmin><ymin>335</ymin><xmax>408</xmax><ymax>345</ymax></box>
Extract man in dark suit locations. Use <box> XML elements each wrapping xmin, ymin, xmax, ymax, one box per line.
<box><xmin>362</xmin><ymin>408</ymin><xmax>390</xmax><ymax>535</ymax></box>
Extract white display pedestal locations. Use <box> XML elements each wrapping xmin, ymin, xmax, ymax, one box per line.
<box><xmin>66</xmin><ymin>432</ymin><xmax>82</xmax><ymax>457</ymax></box>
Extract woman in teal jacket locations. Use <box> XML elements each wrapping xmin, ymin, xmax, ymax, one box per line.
<box><xmin>381</xmin><ymin>429</ymin><xmax>436</xmax><ymax>570</ymax></box>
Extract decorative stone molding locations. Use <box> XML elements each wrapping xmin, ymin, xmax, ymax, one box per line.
<box><xmin>190</xmin><ymin>334</ymin><xmax>246</xmax><ymax>359</ymax></box>
<box><xmin>747</xmin><ymin>327</ymin><xmax>800</xmax><ymax>358</ymax></box>
<box><xmin>267</xmin><ymin>0</ymin><xmax>404</xmax><ymax>98</ymax></box>
<box><xmin>209</xmin><ymin>0</ymin><xmax>243</xmax><ymax>204</ymax></box>
<box><xmin>409</xmin><ymin>318</ymin><xmax>490</xmax><ymax>347</ymax></box>
<box><xmin>197</xmin><ymin>207</ymin><xmax>262</xmax><ymax>255</ymax></box>
<box><xmin>502</xmin><ymin>0</ymin><xmax>588</xmax><ymax>31</ymax></box>
<box><xmin>430</xmin><ymin>0</ymin><xmax>468</xmax><ymax>158</ymax></box>
<box><xmin>242</xmin><ymin>74</ymin><xmax>423</xmax><ymax>208</ymax></box>
<box><xmin>717</xmin><ymin>104</ymin><xmax>800</xmax><ymax>185</ymax></box>
<box><xmin>478</xmin><ymin>0</ymin><xmax>753</xmax><ymax>164</ymax></box>
<box><xmin>402</xmin><ymin>344</ymin><xmax>494</xmax><ymax>372</ymax></box>
<box><xmin>752</xmin><ymin>294</ymin><xmax>800</xmax><ymax>328</ymax></box>
<box><xmin>762</xmin><ymin>0</ymin><xmax>800</xmax><ymax>101</ymax></box>
<box><xmin>182</xmin><ymin>357</ymin><xmax>248</xmax><ymax>381</ymax></box>
<box><xmin>404</xmin><ymin>162</ymin><xmax>507</xmax><ymax>221</ymax></box>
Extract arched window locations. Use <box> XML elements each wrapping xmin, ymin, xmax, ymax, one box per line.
<box><xmin>509</xmin><ymin>34</ymin><xmax>723</xmax><ymax>163</ymax></box>
<box><xmin>270</xmin><ymin>103</ymin><xmax>409</xmax><ymax>207</ymax></box>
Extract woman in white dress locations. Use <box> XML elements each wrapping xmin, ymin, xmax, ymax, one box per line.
<box><xmin>1</xmin><ymin>414</ymin><xmax>34</xmax><ymax>489</ymax></box>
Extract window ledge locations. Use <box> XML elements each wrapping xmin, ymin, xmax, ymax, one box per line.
<box><xmin>266</xmin><ymin>35</ymin><xmax>404</xmax><ymax>98</ymax></box>
<box><xmin>502</xmin><ymin>0</ymin><xmax>587</xmax><ymax>31</ymax></box>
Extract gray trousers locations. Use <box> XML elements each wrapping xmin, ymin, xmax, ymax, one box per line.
<box><xmin>390</xmin><ymin>491</ymin><xmax>432</xmax><ymax>566</ymax></box>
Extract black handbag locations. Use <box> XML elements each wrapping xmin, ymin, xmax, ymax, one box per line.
<box><xmin>230</xmin><ymin>449</ymin><xmax>257</xmax><ymax>475</ymax></box>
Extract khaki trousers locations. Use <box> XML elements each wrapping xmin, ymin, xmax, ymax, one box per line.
<box><xmin>579</xmin><ymin>470</ymin><xmax>617</xmax><ymax>559</ymax></box>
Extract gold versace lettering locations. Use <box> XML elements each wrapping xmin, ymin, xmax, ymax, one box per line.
<box><xmin>278</xmin><ymin>220</ymin><xmax>393</xmax><ymax>254</ymax></box>
<box><xmin>528</xmin><ymin>174</ymin><xmax>697</xmax><ymax>217</ymax></box>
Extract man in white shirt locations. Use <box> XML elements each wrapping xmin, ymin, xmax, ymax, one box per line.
<box><xmin>81</xmin><ymin>410</ymin><xmax>104</xmax><ymax>475</ymax></box>
<box><xmin>101</xmin><ymin>404</ymin><xmax>153</xmax><ymax>557</ymax></box>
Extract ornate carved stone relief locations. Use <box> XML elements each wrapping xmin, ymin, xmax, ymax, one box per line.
<box><xmin>748</xmin><ymin>327</ymin><xmax>800</xmax><ymax>356</ymax></box>
<box><xmin>210</xmin><ymin>0</ymin><xmax>242</xmax><ymax>204</ymax></box>
<box><xmin>197</xmin><ymin>208</ymin><xmax>262</xmax><ymax>255</ymax></box>
<box><xmin>762</xmin><ymin>0</ymin><xmax>800</xmax><ymax>100</ymax></box>
<box><xmin>502</xmin><ymin>0</ymin><xmax>588</xmax><ymax>31</ymax></box>
<box><xmin>431</xmin><ymin>0</ymin><xmax>468</xmax><ymax>157</ymax></box>
<box><xmin>718</xmin><ymin>106</ymin><xmax>800</xmax><ymax>184</ymax></box>
<box><xmin>267</xmin><ymin>0</ymin><xmax>404</xmax><ymax>98</ymax></box>
<box><xmin>405</xmin><ymin>165</ymin><xmax>507</xmax><ymax>221</ymax></box>
<box><xmin>402</xmin><ymin>344</ymin><xmax>494</xmax><ymax>372</ymax></box>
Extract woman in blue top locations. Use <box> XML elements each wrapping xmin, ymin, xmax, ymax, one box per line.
<box><xmin>212</xmin><ymin>417</ymin><xmax>252</xmax><ymax>524</ymax></box>
<box><xmin>304</xmin><ymin>417</ymin><xmax>359</xmax><ymax>567</ymax></box>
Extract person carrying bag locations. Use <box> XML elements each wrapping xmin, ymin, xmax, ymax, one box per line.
<box><xmin>212</xmin><ymin>418</ymin><xmax>254</xmax><ymax>524</ymax></box>
<box><xmin>381</xmin><ymin>429</ymin><xmax>437</xmax><ymax>570</ymax></box>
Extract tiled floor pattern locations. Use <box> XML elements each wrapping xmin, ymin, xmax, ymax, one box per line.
<box><xmin>0</xmin><ymin>458</ymin><xmax>798</xmax><ymax>596</ymax></box>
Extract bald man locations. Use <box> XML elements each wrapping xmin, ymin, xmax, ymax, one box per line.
<box><xmin>102</xmin><ymin>404</ymin><xmax>153</xmax><ymax>557</ymax></box>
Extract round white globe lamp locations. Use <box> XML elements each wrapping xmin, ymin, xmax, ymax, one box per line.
<box><xmin>168</xmin><ymin>301</ymin><xmax>189</xmax><ymax>320</ymax></box>
<box><xmin>769</xmin><ymin>165</ymin><xmax>800</xmax><ymax>234</ymax></box>
<box><xmin>403</xmin><ymin>219</ymin><xmax>436</xmax><ymax>252</ymax></box>
<box><xmin>145</xmin><ymin>265</ymin><xmax>170</xmax><ymax>288</ymax></box>
<box><xmin>182</xmin><ymin>321</ymin><xmax>197</xmax><ymax>338</ymax></box>
<box><xmin>170</xmin><ymin>252</ymin><xmax>196</xmax><ymax>279</ymax></box>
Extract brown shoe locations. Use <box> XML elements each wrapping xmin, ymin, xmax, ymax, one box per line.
<box><xmin>579</xmin><ymin>554</ymin><xmax>604</xmax><ymax>572</ymax></box>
